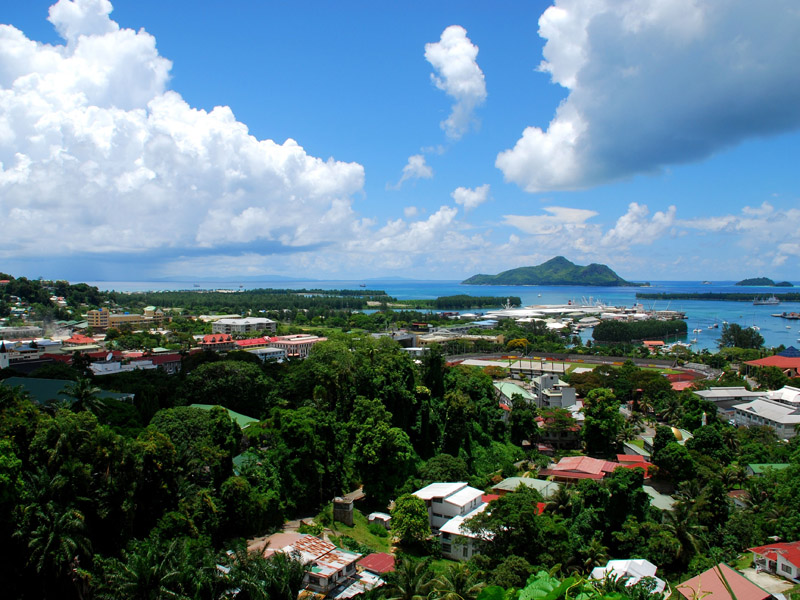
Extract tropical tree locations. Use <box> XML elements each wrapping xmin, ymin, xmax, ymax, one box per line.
<box><xmin>661</xmin><ymin>499</ymin><xmax>707</xmax><ymax>565</ymax></box>
<box><xmin>432</xmin><ymin>563</ymin><xmax>485</xmax><ymax>600</ymax></box>
<box><xmin>60</xmin><ymin>377</ymin><xmax>105</xmax><ymax>414</ymax></box>
<box><xmin>385</xmin><ymin>557</ymin><xmax>434</xmax><ymax>600</ymax></box>
<box><xmin>391</xmin><ymin>494</ymin><xmax>431</xmax><ymax>547</ymax></box>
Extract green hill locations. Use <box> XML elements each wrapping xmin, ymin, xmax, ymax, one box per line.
<box><xmin>462</xmin><ymin>256</ymin><xmax>642</xmax><ymax>286</ymax></box>
<box><xmin>735</xmin><ymin>277</ymin><xmax>793</xmax><ymax>287</ymax></box>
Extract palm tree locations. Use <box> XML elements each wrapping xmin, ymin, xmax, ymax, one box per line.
<box><xmin>385</xmin><ymin>557</ymin><xmax>434</xmax><ymax>600</ymax></box>
<box><xmin>16</xmin><ymin>501</ymin><xmax>91</xmax><ymax>581</ymax></box>
<box><xmin>546</xmin><ymin>486</ymin><xmax>575</xmax><ymax>517</ymax></box>
<box><xmin>568</xmin><ymin>538</ymin><xmax>609</xmax><ymax>574</ymax></box>
<box><xmin>658</xmin><ymin>396</ymin><xmax>683</xmax><ymax>424</ymax></box>
<box><xmin>431</xmin><ymin>563</ymin><xmax>485</xmax><ymax>600</ymax></box>
<box><xmin>661</xmin><ymin>499</ymin><xmax>707</xmax><ymax>564</ymax></box>
<box><xmin>60</xmin><ymin>377</ymin><xmax>105</xmax><ymax>414</ymax></box>
<box><xmin>223</xmin><ymin>548</ymin><xmax>306</xmax><ymax>600</ymax></box>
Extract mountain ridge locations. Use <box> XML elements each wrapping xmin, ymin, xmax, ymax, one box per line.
<box><xmin>462</xmin><ymin>256</ymin><xmax>643</xmax><ymax>287</ymax></box>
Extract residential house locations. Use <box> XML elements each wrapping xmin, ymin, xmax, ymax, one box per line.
<box><xmin>746</xmin><ymin>464</ymin><xmax>790</xmax><ymax>477</ymax></box>
<box><xmin>590</xmin><ymin>559</ymin><xmax>667</xmax><ymax>594</ymax></box>
<box><xmin>749</xmin><ymin>541</ymin><xmax>800</xmax><ymax>580</ymax></box>
<box><xmin>492</xmin><ymin>476</ymin><xmax>561</xmax><ymax>500</ymax></box>
<box><xmin>531</xmin><ymin>373</ymin><xmax>577</xmax><ymax>409</ymax></box>
<box><xmin>538</xmin><ymin>456</ymin><xmax>619</xmax><ymax>483</ymax></box>
<box><xmin>676</xmin><ymin>563</ymin><xmax>774</xmax><ymax>600</ymax></box>
<box><xmin>439</xmin><ymin>503</ymin><xmax>488</xmax><ymax>561</ymax></box>
<box><xmin>413</xmin><ymin>482</ymin><xmax>486</xmax><ymax>561</ymax></box>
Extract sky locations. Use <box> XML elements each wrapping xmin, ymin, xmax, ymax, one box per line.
<box><xmin>1</xmin><ymin>0</ymin><xmax>800</xmax><ymax>283</ymax></box>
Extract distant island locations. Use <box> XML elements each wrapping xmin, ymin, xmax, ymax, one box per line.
<box><xmin>735</xmin><ymin>277</ymin><xmax>793</xmax><ymax>287</ymax></box>
<box><xmin>462</xmin><ymin>256</ymin><xmax>644</xmax><ymax>287</ymax></box>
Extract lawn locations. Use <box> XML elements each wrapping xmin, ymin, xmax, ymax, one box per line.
<box><xmin>328</xmin><ymin>509</ymin><xmax>392</xmax><ymax>554</ymax></box>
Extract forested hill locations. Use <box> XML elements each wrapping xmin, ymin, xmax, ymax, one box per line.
<box><xmin>735</xmin><ymin>277</ymin><xmax>793</xmax><ymax>287</ymax></box>
<box><xmin>462</xmin><ymin>256</ymin><xmax>643</xmax><ymax>286</ymax></box>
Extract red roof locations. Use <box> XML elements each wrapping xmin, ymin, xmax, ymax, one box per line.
<box><xmin>615</xmin><ymin>462</ymin><xmax>653</xmax><ymax>478</ymax></box>
<box><xmin>64</xmin><ymin>334</ymin><xmax>95</xmax><ymax>345</ymax></box>
<box><xmin>551</xmin><ymin>455</ymin><xmax>617</xmax><ymax>475</ymax></box>
<box><xmin>672</xmin><ymin>381</ymin><xmax>695</xmax><ymax>391</ymax></box>
<box><xmin>482</xmin><ymin>494</ymin><xmax>500</xmax><ymax>503</ymax></box>
<box><xmin>202</xmin><ymin>334</ymin><xmax>233</xmax><ymax>344</ymax></box>
<box><xmin>677</xmin><ymin>563</ymin><xmax>772</xmax><ymax>600</ymax></box>
<box><xmin>538</xmin><ymin>469</ymin><xmax>604</xmax><ymax>480</ymax></box>
<box><xmin>149</xmin><ymin>353</ymin><xmax>181</xmax><ymax>365</ymax></box>
<box><xmin>617</xmin><ymin>454</ymin><xmax>647</xmax><ymax>463</ymax></box>
<box><xmin>749</xmin><ymin>541</ymin><xmax>800</xmax><ymax>569</ymax></box>
<box><xmin>235</xmin><ymin>337</ymin><xmax>268</xmax><ymax>347</ymax></box>
<box><xmin>42</xmin><ymin>353</ymin><xmax>72</xmax><ymax>364</ymax></box>
<box><xmin>745</xmin><ymin>356</ymin><xmax>800</xmax><ymax>369</ymax></box>
<box><xmin>358</xmin><ymin>553</ymin><xmax>395</xmax><ymax>574</ymax></box>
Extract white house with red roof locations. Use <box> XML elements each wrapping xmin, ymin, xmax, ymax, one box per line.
<box><xmin>750</xmin><ymin>541</ymin><xmax>800</xmax><ymax>580</ymax></box>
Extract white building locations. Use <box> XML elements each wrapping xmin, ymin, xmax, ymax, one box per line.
<box><xmin>531</xmin><ymin>374</ymin><xmax>576</xmax><ymax>409</ymax></box>
<box><xmin>413</xmin><ymin>482</ymin><xmax>486</xmax><ymax>561</ymax></box>
<box><xmin>268</xmin><ymin>334</ymin><xmax>327</xmax><ymax>358</ymax></box>
<box><xmin>733</xmin><ymin>398</ymin><xmax>800</xmax><ymax>440</ymax></box>
<box><xmin>212</xmin><ymin>317</ymin><xmax>277</xmax><ymax>335</ymax></box>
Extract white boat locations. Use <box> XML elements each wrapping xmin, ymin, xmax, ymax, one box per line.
<box><xmin>754</xmin><ymin>295</ymin><xmax>780</xmax><ymax>306</ymax></box>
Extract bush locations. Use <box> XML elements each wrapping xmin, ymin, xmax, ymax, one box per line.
<box><xmin>298</xmin><ymin>522</ymin><xmax>323</xmax><ymax>536</ymax></box>
<box><xmin>368</xmin><ymin>522</ymin><xmax>389</xmax><ymax>538</ymax></box>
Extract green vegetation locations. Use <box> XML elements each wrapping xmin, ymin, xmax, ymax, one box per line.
<box><xmin>328</xmin><ymin>509</ymin><xmax>391</xmax><ymax>553</ymax></box>
<box><xmin>592</xmin><ymin>319</ymin><xmax>688</xmax><ymax>343</ymax></box>
<box><xmin>462</xmin><ymin>256</ymin><xmax>643</xmax><ymax>286</ymax></box>
<box><xmin>736</xmin><ymin>277</ymin><xmax>793</xmax><ymax>287</ymax></box>
<box><xmin>392</xmin><ymin>295</ymin><xmax>521</xmax><ymax>309</ymax></box>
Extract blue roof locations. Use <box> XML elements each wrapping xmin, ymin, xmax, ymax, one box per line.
<box><xmin>778</xmin><ymin>346</ymin><xmax>800</xmax><ymax>357</ymax></box>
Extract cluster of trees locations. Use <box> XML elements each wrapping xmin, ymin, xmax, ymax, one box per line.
<box><xmin>592</xmin><ymin>319</ymin><xmax>688</xmax><ymax>343</ymax></box>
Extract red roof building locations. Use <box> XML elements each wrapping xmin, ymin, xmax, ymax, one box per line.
<box><xmin>235</xmin><ymin>337</ymin><xmax>270</xmax><ymax>349</ymax></box>
<box><xmin>749</xmin><ymin>541</ymin><xmax>800</xmax><ymax>580</ymax></box>
<box><xmin>745</xmin><ymin>356</ymin><xmax>800</xmax><ymax>378</ymax></box>
<box><xmin>62</xmin><ymin>333</ymin><xmax>96</xmax><ymax>346</ymax></box>
<box><xmin>538</xmin><ymin>456</ymin><xmax>618</xmax><ymax>482</ymax></box>
<box><xmin>199</xmin><ymin>334</ymin><xmax>236</xmax><ymax>352</ymax></box>
<box><xmin>357</xmin><ymin>553</ymin><xmax>395</xmax><ymax>574</ymax></box>
<box><xmin>677</xmin><ymin>563</ymin><xmax>773</xmax><ymax>600</ymax></box>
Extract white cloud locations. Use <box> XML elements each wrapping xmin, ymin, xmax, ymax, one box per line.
<box><xmin>600</xmin><ymin>203</ymin><xmax>676</xmax><ymax>248</ymax></box>
<box><xmin>0</xmin><ymin>0</ymin><xmax>364</xmax><ymax>259</ymax></box>
<box><xmin>425</xmin><ymin>25</ymin><xmax>487</xmax><ymax>140</ymax></box>
<box><xmin>390</xmin><ymin>154</ymin><xmax>433</xmax><ymax>189</ymax></box>
<box><xmin>451</xmin><ymin>184</ymin><xmax>490</xmax><ymax>211</ymax></box>
<box><xmin>497</xmin><ymin>0</ymin><xmax>800</xmax><ymax>192</ymax></box>
<box><xmin>404</xmin><ymin>206</ymin><xmax>419</xmax><ymax>218</ymax></box>
<box><xmin>502</xmin><ymin>206</ymin><xmax>598</xmax><ymax>236</ymax></box>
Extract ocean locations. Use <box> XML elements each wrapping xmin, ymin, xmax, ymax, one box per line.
<box><xmin>83</xmin><ymin>279</ymin><xmax>800</xmax><ymax>353</ymax></box>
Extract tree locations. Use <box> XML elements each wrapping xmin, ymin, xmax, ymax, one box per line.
<box><xmin>60</xmin><ymin>377</ymin><xmax>105</xmax><ymax>414</ymax></box>
<box><xmin>718</xmin><ymin>323</ymin><xmax>763</xmax><ymax>349</ymax></box>
<box><xmin>180</xmin><ymin>360</ymin><xmax>272</xmax><ymax>418</ymax></box>
<box><xmin>432</xmin><ymin>563</ymin><xmax>485</xmax><ymax>600</ymax></box>
<box><xmin>391</xmin><ymin>493</ymin><xmax>431</xmax><ymax>547</ymax></box>
<box><xmin>581</xmin><ymin>388</ymin><xmax>624</xmax><ymax>456</ymax></box>
<box><xmin>418</xmin><ymin>454</ymin><xmax>469</xmax><ymax>483</ymax></box>
<box><xmin>385</xmin><ymin>557</ymin><xmax>434</xmax><ymax>600</ymax></box>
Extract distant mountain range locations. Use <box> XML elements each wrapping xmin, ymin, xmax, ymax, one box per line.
<box><xmin>462</xmin><ymin>256</ymin><xmax>644</xmax><ymax>287</ymax></box>
<box><xmin>735</xmin><ymin>277</ymin><xmax>793</xmax><ymax>287</ymax></box>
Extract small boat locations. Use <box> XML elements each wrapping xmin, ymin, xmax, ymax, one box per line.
<box><xmin>751</xmin><ymin>325</ymin><xmax>760</xmax><ymax>331</ymax></box>
<box><xmin>690</xmin><ymin>338</ymin><xmax>698</xmax><ymax>343</ymax></box>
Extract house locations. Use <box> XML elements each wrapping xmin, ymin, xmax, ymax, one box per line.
<box><xmin>676</xmin><ymin>563</ymin><xmax>773</xmax><ymax>600</ymax></box>
<box><xmin>590</xmin><ymin>559</ymin><xmax>666</xmax><ymax>594</ymax></box>
<box><xmin>62</xmin><ymin>333</ymin><xmax>96</xmax><ymax>347</ymax></box>
<box><xmin>413</xmin><ymin>482</ymin><xmax>484</xmax><ymax>533</ymax></box>
<box><xmin>538</xmin><ymin>456</ymin><xmax>618</xmax><ymax>483</ymax></box>
<box><xmin>357</xmin><ymin>553</ymin><xmax>395</xmax><ymax>574</ymax></box>
<box><xmin>234</xmin><ymin>337</ymin><xmax>271</xmax><ymax>351</ymax></box>
<box><xmin>413</xmin><ymin>482</ymin><xmax>487</xmax><ymax>561</ymax></box>
<box><xmin>212</xmin><ymin>317</ymin><xmax>277</xmax><ymax>335</ymax></box>
<box><xmin>746</xmin><ymin>464</ymin><xmax>790</xmax><ymax>477</ymax></box>
<box><xmin>749</xmin><ymin>541</ymin><xmax>800</xmax><ymax>580</ymax></box>
<box><xmin>367</xmin><ymin>512</ymin><xmax>391</xmax><ymax>529</ymax></box>
<box><xmin>494</xmin><ymin>381</ymin><xmax>536</xmax><ymax>406</ymax></box>
<box><xmin>531</xmin><ymin>374</ymin><xmax>577</xmax><ymax>409</ymax></box>
<box><xmin>492</xmin><ymin>476</ymin><xmax>561</xmax><ymax>500</ymax></box>
<box><xmin>744</xmin><ymin>350</ymin><xmax>800</xmax><ymax>378</ymax></box>
<box><xmin>643</xmin><ymin>486</ymin><xmax>675</xmax><ymax>511</ymax></box>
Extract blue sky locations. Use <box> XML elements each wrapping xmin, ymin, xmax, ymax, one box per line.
<box><xmin>2</xmin><ymin>0</ymin><xmax>799</xmax><ymax>282</ymax></box>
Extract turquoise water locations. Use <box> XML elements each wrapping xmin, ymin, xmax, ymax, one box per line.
<box><xmin>83</xmin><ymin>279</ymin><xmax>800</xmax><ymax>352</ymax></box>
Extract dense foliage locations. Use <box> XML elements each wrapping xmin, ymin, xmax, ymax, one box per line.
<box><xmin>463</xmin><ymin>256</ymin><xmax>641</xmax><ymax>286</ymax></box>
<box><xmin>592</xmin><ymin>319</ymin><xmax>687</xmax><ymax>343</ymax></box>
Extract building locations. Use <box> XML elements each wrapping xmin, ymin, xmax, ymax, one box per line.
<box><xmin>198</xmin><ymin>334</ymin><xmax>237</xmax><ymax>352</ymax></box>
<box><xmin>746</xmin><ymin>463</ymin><xmax>790</xmax><ymax>477</ymax></box>
<box><xmin>590</xmin><ymin>559</ymin><xmax>666</xmax><ymax>594</ymax></box>
<box><xmin>744</xmin><ymin>349</ymin><xmax>800</xmax><ymax>378</ymax></box>
<box><xmin>492</xmin><ymin>476</ymin><xmax>561</xmax><ymax>500</ymax></box>
<box><xmin>234</xmin><ymin>337</ymin><xmax>272</xmax><ymax>351</ymax></box>
<box><xmin>749</xmin><ymin>541</ymin><xmax>800</xmax><ymax>580</ymax></box>
<box><xmin>676</xmin><ymin>563</ymin><xmax>773</xmax><ymax>600</ymax></box>
<box><xmin>268</xmin><ymin>334</ymin><xmax>327</xmax><ymax>358</ymax></box>
<box><xmin>693</xmin><ymin>387</ymin><xmax>764</xmax><ymax>416</ymax></box>
<box><xmin>1</xmin><ymin>377</ymin><xmax>133</xmax><ymax>405</ymax></box>
<box><xmin>531</xmin><ymin>374</ymin><xmax>577</xmax><ymax>409</ymax></box>
<box><xmin>412</xmin><ymin>482</ymin><xmax>487</xmax><ymax>561</ymax></box>
<box><xmin>87</xmin><ymin>307</ymin><xmax>168</xmax><ymax>330</ymax></box>
<box><xmin>733</xmin><ymin>398</ymin><xmax>800</xmax><ymax>440</ymax></box>
<box><xmin>0</xmin><ymin>340</ymin><xmax>48</xmax><ymax>370</ymax></box>
<box><xmin>212</xmin><ymin>317</ymin><xmax>276</xmax><ymax>335</ymax></box>
<box><xmin>538</xmin><ymin>456</ymin><xmax>619</xmax><ymax>483</ymax></box>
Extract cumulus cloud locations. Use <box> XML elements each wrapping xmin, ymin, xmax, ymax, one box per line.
<box><xmin>502</xmin><ymin>206</ymin><xmax>598</xmax><ymax>236</ymax></box>
<box><xmin>497</xmin><ymin>0</ymin><xmax>800</xmax><ymax>192</ymax></box>
<box><xmin>390</xmin><ymin>154</ymin><xmax>433</xmax><ymax>189</ymax></box>
<box><xmin>0</xmin><ymin>0</ymin><xmax>364</xmax><ymax>259</ymax></box>
<box><xmin>425</xmin><ymin>25</ymin><xmax>487</xmax><ymax>140</ymax></box>
<box><xmin>451</xmin><ymin>184</ymin><xmax>489</xmax><ymax>211</ymax></box>
<box><xmin>600</xmin><ymin>203</ymin><xmax>676</xmax><ymax>248</ymax></box>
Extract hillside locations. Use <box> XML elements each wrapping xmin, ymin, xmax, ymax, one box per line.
<box><xmin>462</xmin><ymin>256</ymin><xmax>643</xmax><ymax>286</ymax></box>
<box><xmin>735</xmin><ymin>277</ymin><xmax>793</xmax><ymax>287</ymax></box>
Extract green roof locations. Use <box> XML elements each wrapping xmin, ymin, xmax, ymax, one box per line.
<box><xmin>494</xmin><ymin>382</ymin><xmax>535</xmax><ymax>402</ymax></box>
<box><xmin>1</xmin><ymin>377</ymin><xmax>133</xmax><ymax>405</ymax></box>
<box><xmin>190</xmin><ymin>403</ymin><xmax>259</xmax><ymax>429</ymax></box>
<box><xmin>748</xmin><ymin>463</ymin><xmax>790</xmax><ymax>474</ymax></box>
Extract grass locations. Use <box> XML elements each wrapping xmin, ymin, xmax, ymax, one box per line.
<box><xmin>734</xmin><ymin>554</ymin><xmax>753</xmax><ymax>570</ymax></box>
<box><xmin>429</xmin><ymin>557</ymin><xmax>459</xmax><ymax>574</ymax></box>
<box><xmin>628</xmin><ymin>438</ymin><xmax>645</xmax><ymax>448</ymax></box>
<box><xmin>328</xmin><ymin>509</ymin><xmax>391</xmax><ymax>553</ymax></box>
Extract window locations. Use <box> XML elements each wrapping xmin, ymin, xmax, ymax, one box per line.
<box><xmin>463</xmin><ymin>546</ymin><xmax>469</xmax><ymax>558</ymax></box>
<box><xmin>782</xmin><ymin>563</ymin><xmax>792</xmax><ymax>574</ymax></box>
<box><xmin>442</xmin><ymin>543</ymin><xmax>452</xmax><ymax>553</ymax></box>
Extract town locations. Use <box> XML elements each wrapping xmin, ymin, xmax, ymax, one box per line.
<box><xmin>2</xmin><ymin>273</ymin><xmax>800</xmax><ymax>600</ymax></box>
